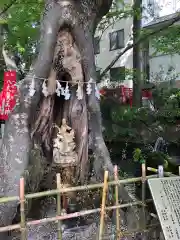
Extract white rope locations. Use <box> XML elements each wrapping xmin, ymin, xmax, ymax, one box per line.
<box><xmin>2</xmin><ymin>71</ymin><xmax>100</xmax><ymax>100</ymax></box>
<box><xmin>25</xmin><ymin>74</ymin><xmax>97</xmax><ymax>84</ymax></box>
<box><xmin>25</xmin><ymin>75</ymin><xmax>100</xmax><ymax>100</ymax></box>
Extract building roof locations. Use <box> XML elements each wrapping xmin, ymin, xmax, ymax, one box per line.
<box><xmin>143</xmin><ymin>11</ymin><xmax>180</xmax><ymax>29</ymax></box>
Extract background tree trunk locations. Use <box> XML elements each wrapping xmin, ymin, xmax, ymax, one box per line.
<box><xmin>132</xmin><ymin>0</ymin><xmax>143</xmax><ymax>107</ymax></box>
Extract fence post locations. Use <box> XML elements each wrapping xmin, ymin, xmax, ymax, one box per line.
<box><xmin>158</xmin><ymin>165</ymin><xmax>164</xmax><ymax>178</ymax></box>
<box><xmin>114</xmin><ymin>165</ymin><xmax>121</xmax><ymax>239</ymax></box>
<box><xmin>141</xmin><ymin>163</ymin><xmax>146</xmax><ymax>233</ymax></box>
<box><xmin>56</xmin><ymin>173</ymin><xmax>62</xmax><ymax>240</ymax></box>
<box><xmin>99</xmin><ymin>171</ymin><xmax>108</xmax><ymax>240</ymax></box>
<box><xmin>20</xmin><ymin>177</ymin><xmax>27</xmax><ymax>240</ymax></box>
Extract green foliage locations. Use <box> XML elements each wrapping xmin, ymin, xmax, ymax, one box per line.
<box><xmin>146</xmin><ymin>152</ymin><xmax>169</xmax><ymax>169</ymax></box>
<box><xmin>151</xmin><ymin>25</ymin><xmax>180</xmax><ymax>55</ymax></box>
<box><xmin>101</xmin><ymin>83</ymin><xmax>180</xmax><ymax>147</ymax></box>
<box><xmin>152</xmin><ymin>87</ymin><xmax>180</xmax><ymax>125</ymax></box>
<box><xmin>133</xmin><ymin>148</ymin><xmax>170</xmax><ymax>169</ymax></box>
<box><xmin>0</xmin><ymin>0</ymin><xmax>43</xmax><ymax>66</ymax></box>
<box><xmin>97</xmin><ymin>0</ymin><xmax>133</xmax><ymax>32</ymax></box>
<box><xmin>133</xmin><ymin>148</ymin><xmax>145</xmax><ymax>163</ymax></box>
<box><xmin>101</xmin><ymin>97</ymin><xmax>151</xmax><ymax>143</ymax></box>
<box><xmin>0</xmin><ymin>69</ymin><xmax>3</xmax><ymax>90</ymax></box>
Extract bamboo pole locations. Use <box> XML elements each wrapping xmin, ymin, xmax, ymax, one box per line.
<box><xmin>56</xmin><ymin>173</ymin><xmax>62</xmax><ymax>240</ymax></box>
<box><xmin>0</xmin><ymin>199</ymin><xmax>152</xmax><ymax>233</ymax></box>
<box><xmin>99</xmin><ymin>171</ymin><xmax>108</xmax><ymax>240</ymax></box>
<box><xmin>0</xmin><ymin>174</ymin><xmax>158</xmax><ymax>204</ymax></box>
<box><xmin>141</xmin><ymin>163</ymin><xmax>146</xmax><ymax>232</ymax></box>
<box><xmin>147</xmin><ymin>167</ymin><xmax>176</xmax><ymax>176</ymax></box>
<box><xmin>20</xmin><ymin>177</ymin><xmax>27</xmax><ymax>240</ymax></box>
<box><xmin>114</xmin><ymin>165</ymin><xmax>121</xmax><ymax>240</ymax></box>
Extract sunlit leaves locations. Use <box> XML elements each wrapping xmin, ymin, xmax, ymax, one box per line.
<box><xmin>97</xmin><ymin>0</ymin><xmax>133</xmax><ymax>32</ymax></box>
<box><xmin>0</xmin><ymin>0</ymin><xmax>43</xmax><ymax>66</ymax></box>
<box><xmin>151</xmin><ymin>25</ymin><xmax>180</xmax><ymax>55</ymax></box>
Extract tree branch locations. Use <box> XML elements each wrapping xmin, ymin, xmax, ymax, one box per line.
<box><xmin>0</xmin><ymin>0</ymin><xmax>17</xmax><ymax>17</ymax></box>
<box><xmin>2</xmin><ymin>45</ymin><xmax>17</xmax><ymax>70</ymax></box>
<box><xmin>100</xmin><ymin>13</ymin><xmax>180</xmax><ymax>78</ymax></box>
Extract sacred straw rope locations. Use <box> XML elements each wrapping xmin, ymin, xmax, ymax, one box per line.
<box><xmin>26</xmin><ymin>74</ymin><xmax>97</xmax><ymax>84</ymax></box>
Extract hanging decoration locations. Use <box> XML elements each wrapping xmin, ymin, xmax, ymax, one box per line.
<box><xmin>76</xmin><ymin>83</ymin><xmax>83</xmax><ymax>100</ymax></box>
<box><xmin>64</xmin><ymin>82</ymin><xmax>71</xmax><ymax>100</ymax></box>
<box><xmin>95</xmin><ymin>83</ymin><xmax>100</xmax><ymax>100</ymax></box>
<box><xmin>30</xmin><ymin>74</ymin><xmax>99</xmax><ymax>100</ymax></box>
<box><xmin>0</xmin><ymin>71</ymin><xmax>17</xmax><ymax>120</ymax></box>
<box><xmin>29</xmin><ymin>75</ymin><xmax>36</xmax><ymax>97</ymax></box>
<box><xmin>55</xmin><ymin>80</ymin><xmax>62</xmax><ymax>97</ymax></box>
<box><xmin>42</xmin><ymin>79</ymin><xmax>49</xmax><ymax>97</ymax></box>
<box><xmin>86</xmin><ymin>78</ymin><xmax>92</xmax><ymax>95</ymax></box>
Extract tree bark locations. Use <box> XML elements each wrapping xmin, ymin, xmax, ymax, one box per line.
<box><xmin>0</xmin><ymin>2</ymin><xmax>61</xmax><ymax>236</ymax></box>
<box><xmin>0</xmin><ymin>0</ymin><xmax>140</xmax><ymax>238</ymax></box>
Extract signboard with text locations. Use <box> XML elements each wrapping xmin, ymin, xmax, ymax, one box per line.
<box><xmin>148</xmin><ymin>177</ymin><xmax>180</xmax><ymax>240</ymax></box>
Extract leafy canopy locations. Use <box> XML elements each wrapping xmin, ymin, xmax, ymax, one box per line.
<box><xmin>0</xmin><ymin>0</ymin><xmax>43</xmax><ymax>64</ymax></box>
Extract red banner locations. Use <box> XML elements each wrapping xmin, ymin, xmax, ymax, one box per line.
<box><xmin>0</xmin><ymin>71</ymin><xmax>17</xmax><ymax>120</ymax></box>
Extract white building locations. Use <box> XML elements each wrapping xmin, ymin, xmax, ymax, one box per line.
<box><xmin>144</xmin><ymin>13</ymin><xmax>180</xmax><ymax>86</ymax></box>
<box><xmin>94</xmin><ymin>13</ymin><xmax>133</xmax><ymax>88</ymax></box>
<box><xmin>95</xmin><ymin>0</ymin><xmax>180</xmax><ymax>88</ymax></box>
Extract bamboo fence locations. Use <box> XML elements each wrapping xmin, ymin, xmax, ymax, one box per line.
<box><xmin>0</xmin><ymin>164</ymin><xmax>178</xmax><ymax>239</ymax></box>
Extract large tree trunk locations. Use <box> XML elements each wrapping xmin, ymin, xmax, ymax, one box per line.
<box><xmin>0</xmin><ymin>0</ymin><xmax>140</xmax><ymax>238</ymax></box>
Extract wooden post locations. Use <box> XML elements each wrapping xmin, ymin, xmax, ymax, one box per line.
<box><xmin>99</xmin><ymin>171</ymin><xmax>108</xmax><ymax>240</ymax></box>
<box><xmin>20</xmin><ymin>177</ymin><xmax>27</xmax><ymax>240</ymax></box>
<box><xmin>178</xmin><ymin>166</ymin><xmax>180</xmax><ymax>176</ymax></box>
<box><xmin>114</xmin><ymin>165</ymin><xmax>121</xmax><ymax>239</ymax></box>
<box><xmin>56</xmin><ymin>173</ymin><xmax>62</xmax><ymax>240</ymax></box>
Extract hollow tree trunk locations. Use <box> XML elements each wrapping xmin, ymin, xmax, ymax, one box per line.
<box><xmin>0</xmin><ymin>2</ymin><xmax>61</xmax><ymax>237</ymax></box>
<box><xmin>0</xmin><ymin>0</ymin><xmax>140</xmax><ymax>238</ymax></box>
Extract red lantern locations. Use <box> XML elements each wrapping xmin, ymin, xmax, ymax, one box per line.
<box><xmin>142</xmin><ymin>90</ymin><xmax>152</xmax><ymax>99</ymax></box>
<box><xmin>99</xmin><ymin>88</ymin><xmax>106</xmax><ymax>96</ymax></box>
<box><xmin>0</xmin><ymin>71</ymin><xmax>17</xmax><ymax>120</ymax></box>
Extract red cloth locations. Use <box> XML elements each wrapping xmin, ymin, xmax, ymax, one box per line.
<box><xmin>99</xmin><ymin>88</ymin><xmax>106</xmax><ymax>96</ymax></box>
<box><xmin>142</xmin><ymin>90</ymin><xmax>152</xmax><ymax>98</ymax></box>
<box><xmin>0</xmin><ymin>71</ymin><xmax>17</xmax><ymax>120</ymax></box>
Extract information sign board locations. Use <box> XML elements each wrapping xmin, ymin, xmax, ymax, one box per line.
<box><xmin>148</xmin><ymin>177</ymin><xmax>180</xmax><ymax>240</ymax></box>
